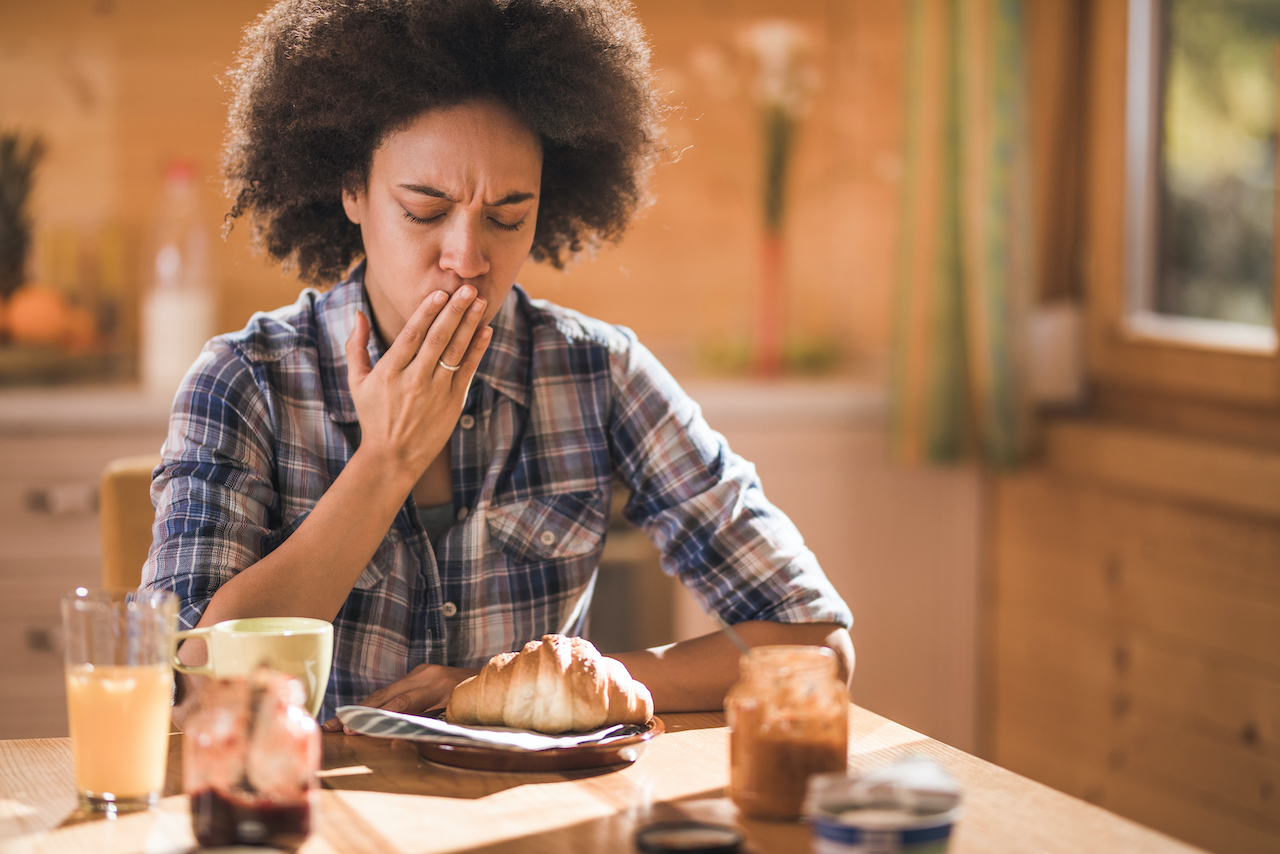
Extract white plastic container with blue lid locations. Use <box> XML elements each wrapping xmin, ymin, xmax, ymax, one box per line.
<box><xmin>804</xmin><ymin>755</ymin><xmax>963</xmax><ymax>853</ymax></box>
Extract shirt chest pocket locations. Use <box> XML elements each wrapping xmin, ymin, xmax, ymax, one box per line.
<box><xmin>486</xmin><ymin>490</ymin><xmax>608</xmax><ymax>563</ymax></box>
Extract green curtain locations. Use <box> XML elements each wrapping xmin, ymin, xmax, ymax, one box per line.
<box><xmin>891</xmin><ymin>0</ymin><xmax>1033</xmax><ymax>467</ymax></box>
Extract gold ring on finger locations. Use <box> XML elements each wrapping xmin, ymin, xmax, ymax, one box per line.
<box><xmin>438</xmin><ymin>359</ymin><xmax>462</xmax><ymax>372</ymax></box>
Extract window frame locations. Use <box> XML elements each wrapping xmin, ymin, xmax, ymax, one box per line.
<box><xmin>1086</xmin><ymin>0</ymin><xmax>1280</xmax><ymax>405</ymax></box>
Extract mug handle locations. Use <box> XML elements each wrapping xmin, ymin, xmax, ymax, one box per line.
<box><xmin>173</xmin><ymin>626</ymin><xmax>214</xmax><ymax>676</ymax></box>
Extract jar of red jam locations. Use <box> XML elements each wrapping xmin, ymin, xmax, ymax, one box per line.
<box><xmin>183</xmin><ymin>667</ymin><xmax>319</xmax><ymax>850</ymax></box>
<box><xmin>725</xmin><ymin>645</ymin><xmax>848</xmax><ymax>820</ymax></box>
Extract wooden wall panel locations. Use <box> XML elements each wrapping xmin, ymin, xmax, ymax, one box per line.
<box><xmin>1105</xmin><ymin>772</ymin><xmax>1280</xmax><ymax>854</ymax></box>
<box><xmin>1044</xmin><ymin>422</ymin><xmax>1280</xmax><ymax>520</ymax></box>
<box><xmin>1128</xmin><ymin>635</ymin><xmax>1280</xmax><ymax>757</ymax></box>
<box><xmin>992</xmin><ymin>421</ymin><xmax>1280</xmax><ymax>854</ymax></box>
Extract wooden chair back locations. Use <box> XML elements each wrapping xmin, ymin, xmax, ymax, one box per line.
<box><xmin>99</xmin><ymin>455</ymin><xmax>161</xmax><ymax>588</ymax></box>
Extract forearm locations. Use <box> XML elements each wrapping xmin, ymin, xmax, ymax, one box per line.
<box><xmin>611</xmin><ymin>621</ymin><xmax>854</xmax><ymax>713</ymax></box>
<box><xmin>170</xmin><ymin>447</ymin><xmax>416</xmax><ymax>729</ymax></box>
<box><xmin>197</xmin><ymin>445</ymin><xmax>416</xmax><ymax>625</ymax></box>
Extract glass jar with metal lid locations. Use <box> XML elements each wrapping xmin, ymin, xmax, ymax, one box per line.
<box><xmin>725</xmin><ymin>644</ymin><xmax>848</xmax><ymax>820</ymax></box>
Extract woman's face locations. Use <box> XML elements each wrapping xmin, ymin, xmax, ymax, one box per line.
<box><xmin>342</xmin><ymin>100</ymin><xmax>542</xmax><ymax>344</ymax></box>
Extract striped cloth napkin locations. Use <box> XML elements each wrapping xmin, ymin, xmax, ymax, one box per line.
<box><xmin>335</xmin><ymin>705</ymin><xmax>643</xmax><ymax>752</ymax></box>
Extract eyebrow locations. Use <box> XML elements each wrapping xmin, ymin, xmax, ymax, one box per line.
<box><xmin>398</xmin><ymin>184</ymin><xmax>535</xmax><ymax>206</ymax></box>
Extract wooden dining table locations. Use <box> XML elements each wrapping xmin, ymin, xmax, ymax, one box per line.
<box><xmin>1</xmin><ymin>704</ymin><xmax>1206</xmax><ymax>854</ymax></box>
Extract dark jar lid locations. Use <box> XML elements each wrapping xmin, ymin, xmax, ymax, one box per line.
<box><xmin>635</xmin><ymin>821</ymin><xmax>744</xmax><ymax>854</ymax></box>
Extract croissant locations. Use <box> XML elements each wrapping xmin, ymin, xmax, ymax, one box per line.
<box><xmin>445</xmin><ymin>634</ymin><xmax>654</xmax><ymax>733</ymax></box>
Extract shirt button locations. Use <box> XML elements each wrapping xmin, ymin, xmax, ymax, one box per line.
<box><xmin>460</xmin><ymin>414</ymin><xmax>476</xmax><ymax>429</ymax></box>
<box><xmin>456</xmin><ymin>506</ymin><xmax>469</xmax><ymax>521</ymax></box>
<box><xmin>539</xmin><ymin>531</ymin><xmax>556</xmax><ymax>546</ymax></box>
<box><xmin>442</xmin><ymin>602</ymin><xmax>458</xmax><ymax>617</ymax></box>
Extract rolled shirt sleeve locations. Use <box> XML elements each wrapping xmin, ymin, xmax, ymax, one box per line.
<box><xmin>143</xmin><ymin>341</ymin><xmax>280</xmax><ymax>632</ymax></box>
<box><xmin>606</xmin><ymin>328</ymin><xmax>853</xmax><ymax>629</ymax></box>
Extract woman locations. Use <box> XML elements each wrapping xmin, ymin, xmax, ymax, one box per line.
<box><xmin>145</xmin><ymin>0</ymin><xmax>853</xmax><ymax>728</ymax></box>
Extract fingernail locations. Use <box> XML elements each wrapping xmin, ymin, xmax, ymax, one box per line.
<box><xmin>470</xmin><ymin>298</ymin><xmax>485</xmax><ymax>313</ymax></box>
<box><xmin>431</xmin><ymin>291</ymin><xmax>448</xmax><ymax>305</ymax></box>
<box><xmin>459</xmin><ymin>285</ymin><xmax>476</xmax><ymax>300</ymax></box>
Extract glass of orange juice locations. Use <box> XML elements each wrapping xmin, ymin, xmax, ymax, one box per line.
<box><xmin>60</xmin><ymin>587</ymin><xmax>177</xmax><ymax>813</ymax></box>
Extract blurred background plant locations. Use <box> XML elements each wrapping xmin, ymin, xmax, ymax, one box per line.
<box><xmin>0</xmin><ymin>131</ymin><xmax>45</xmax><ymax>338</ymax></box>
<box><xmin>0</xmin><ymin>133</ymin><xmax>43</xmax><ymax>292</ymax></box>
<box><xmin>737</xmin><ymin>20</ymin><xmax>822</xmax><ymax>375</ymax></box>
<box><xmin>739</xmin><ymin>20</ymin><xmax>820</xmax><ymax>234</ymax></box>
<box><xmin>0</xmin><ymin>129</ymin><xmax>114</xmax><ymax>380</ymax></box>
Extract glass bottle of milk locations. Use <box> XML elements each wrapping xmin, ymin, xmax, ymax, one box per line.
<box><xmin>141</xmin><ymin>160</ymin><xmax>214</xmax><ymax>399</ymax></box>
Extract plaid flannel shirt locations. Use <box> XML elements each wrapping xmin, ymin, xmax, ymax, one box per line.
<box><xmin>143</xmin><ymin>265</ymin><xmax>852</xmax><ymax>720</ymax></box>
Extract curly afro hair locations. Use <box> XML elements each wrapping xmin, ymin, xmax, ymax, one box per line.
<box><xmin>222</xmin><ymin>0</ymin><xmax>665</xmax><ymax>285</ymax></box>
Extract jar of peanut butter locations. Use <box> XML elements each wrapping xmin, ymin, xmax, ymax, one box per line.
<box><xmin>725</xmin><ymin>645</ymin><xmax>848</xmax><ymax>821</ymax></box>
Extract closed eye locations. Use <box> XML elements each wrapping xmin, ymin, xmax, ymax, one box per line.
<box><xmin>403</xmin><ymin>210</ymin><xmax>443</xmax><ymax>225</ymax></box>
<box><xmin>403</xmin><ymin>210</ymin><xmax>524</xmax><ymax>232</ymax></box>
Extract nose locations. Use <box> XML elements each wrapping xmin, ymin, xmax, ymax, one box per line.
<box><xmin>438</xmin><ymin>215</ymin><xmax>490</xmax><ymax>281</ymax></box>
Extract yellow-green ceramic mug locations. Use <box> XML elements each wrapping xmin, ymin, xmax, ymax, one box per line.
<box><xmin>174</xmin><ymin>617</ymin><xmax>333</xmax><ymax>718</ymax></box>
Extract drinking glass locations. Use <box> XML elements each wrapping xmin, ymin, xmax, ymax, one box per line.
<box><xmin>61</xmin><ymin>587</ymin><xmax>178</xmax><ymax>813</ymax></box>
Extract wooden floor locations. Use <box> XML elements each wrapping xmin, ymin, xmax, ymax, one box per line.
<box><xmin>991</xmin><ymin>419</ymin><xmax>1280</xmax><ymax>854</ymax></box>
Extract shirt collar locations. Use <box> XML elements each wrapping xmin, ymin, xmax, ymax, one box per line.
<box><xmin>319</xmin><ymin>262</ymin><xmax>382</xmax><ymax>424</ymax></box>
<box><xmin>475</xmin><ymin>285</ymin><xmax>530</xmax><ymax>409</ymax></box>
<box><xmin>319</xmin><ymin>263</ymin><xmax>531</xmax><ymax>423</ymax></box>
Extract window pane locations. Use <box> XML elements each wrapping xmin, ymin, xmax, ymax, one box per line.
<box><xmin>1156</xmin><ymin>0</ymin><xmax>1280</xmax><ymax>326</ymax></box>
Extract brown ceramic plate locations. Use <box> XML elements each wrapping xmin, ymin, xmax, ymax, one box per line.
<box><xmin>415</xmin><ymin>716</ymin><xmax>664</xmax><ymax>772</ymax></box>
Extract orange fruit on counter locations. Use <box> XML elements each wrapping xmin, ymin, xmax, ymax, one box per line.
<box><xmin>63</xmin><ymin>305</ymin><xmax>98</xmax><ymax>354</ymax></box>
<box><xmin>7</xmin><ymin>283</ymin><xmax>72</xmax><ymax>347</ymax></box>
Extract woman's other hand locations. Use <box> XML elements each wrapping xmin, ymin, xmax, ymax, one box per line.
<box><xmin>345</xmin><ymin>284</ymin><xmax>493</xmax><ymax>482</ymax></box>
<box><xmin>322</xmin><ymin>663</ymin><xmax>480</xmax><ymax>732</ymax></box>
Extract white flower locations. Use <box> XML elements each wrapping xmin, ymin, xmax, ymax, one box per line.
<box><xmin>736</xmin><ymin>20</ymin><xmax>818</xmax><ymax>116</ymax></box>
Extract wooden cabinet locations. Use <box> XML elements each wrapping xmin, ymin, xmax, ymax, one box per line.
<box><xmin>0</xmin><ymin>390</ymin><xmax>169</xmax><ymax>740</ymax></box>
<box><xmin>991</xmin><ymin>419</ymin><xmax>1280</xmax><ymax>854</ymax></box>
<box><xmin>0</xmin><ymin>433</ymin><xmax>168</xmax><ymax>739</ymax></box>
